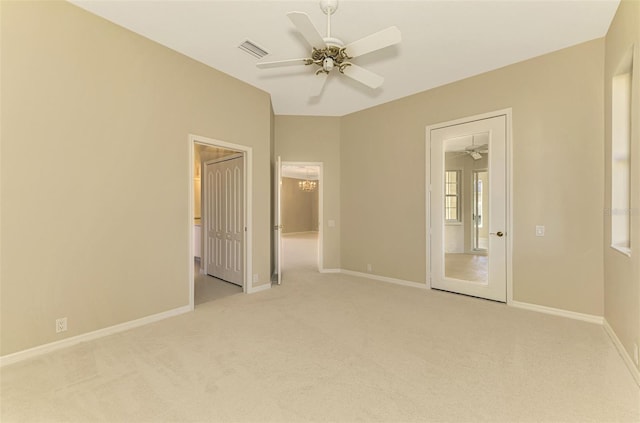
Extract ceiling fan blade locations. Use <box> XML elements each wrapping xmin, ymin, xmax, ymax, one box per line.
<box><xmin>256</xmin><ymin>58</ymin><xmax>310</xmax><ymax>69</ymax></box>
<box><xmin>287</xmin><ymin>12</ymin><xmax>327</xmax><ymax>50</ymax></box>
<box><xmin>309</xmin><ymin>72</ymin><xmax>328</xmax><ymax>97</ymax></box>
<box><xmin>341</xmin><ymin>64</ymin><xmax>384</xmax><ymax>89</ymax></box>
<box><xmin>344</xmin><ymin>26</ymin><xmax>401</xmax><ymax>58</ymax></box>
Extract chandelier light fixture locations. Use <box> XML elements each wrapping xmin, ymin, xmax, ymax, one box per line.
<box><xmin>298</xmin><ymin>179</ymin><xmax>317</xmax><ymax>192</ymax></box>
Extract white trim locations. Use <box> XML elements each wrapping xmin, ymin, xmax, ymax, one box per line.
<box><xmin>340</xmin><ymin>269</ymin><xmax>429</xmax><ymax>290</ymax></box>
<box><xmin>425</xmin><ymin>127</ymin><xmax>431</xmax><ymax>287</ymax></box>
<box><xmin>188</xmin><ymin>140</ymin><xmax>196</xmax><ymax>310</ymax></box>
<box><xmin>189</xmin><ymin>135</ymin><xmax>253</xmax><ymax>298</ymax></box>
<box><xmin>281</xmin><ymin>231</ymin><xmax>319</xmax><ymax>236</ymax></box>
<box><xmin>506</xmin><ymin>109</ymin><xmax>514</xmax><ymax>304</ymax></box>
<box><xmin>320</xmin><ymin>268</ymin><xmax>341</xmax><ymax>274</ymax></box>
<box><xmin>425</xmin><ymin>108</ymin><xmax>513</xmax><ymax>303</ymax></box>
<box><xmin>246</xmin><ymin>283</ymin><xmax>271</xmax><ymax>294</ymax></box>
<box><xmin>509</xmin><ymin>300</ymin><xmax>603</xmax><ymax>325</ymax></box>
<box><xmin>610</xmin><ymin>244</ymin><xmax>632</xmax><ymax>257</ymax></box>
<box><xmin>0</xmin><ymin>306</ymin><xmax>191</xmax><ymax>367</ymax></box>
<box><xmin>603</xmin><ymin>319</ymin><xmax>640</xmax><ymax>386</ymax></box>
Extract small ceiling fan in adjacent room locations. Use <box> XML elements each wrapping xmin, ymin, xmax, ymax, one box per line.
<box><xmin>464</xmin><ymin>144</ymin><xmax>488</xmax><ymax>160</ymax></box>
<box><xmin>256</xmin><ymin>0</ymin><xmax>401</xmax><ymax>96</ymax></box>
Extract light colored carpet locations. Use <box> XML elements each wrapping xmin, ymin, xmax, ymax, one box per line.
<box><xmin>1</xmin><ymin>234</ymin><xmax>639</xmax><ymax>422</ymax></box>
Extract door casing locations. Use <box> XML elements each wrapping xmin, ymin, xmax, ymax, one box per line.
<box><xmin>188</xmin><ymin>134</ymin><xmax>253</xmax><ymax>310</ymax></box>
<box><xmin>425</xmin><ymin>109</ymin><xmax>513</xmax><ymax>303</ymax></box>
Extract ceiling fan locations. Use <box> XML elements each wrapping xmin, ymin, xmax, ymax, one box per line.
<box><xmin>447</xmin><ymin>138</ymin><xmax>489</xmax><ymax>161</ymax></box>
<box><xmin>256</xmin><ymin>0</ymin><xmax>401</xmax><ymax>96</ymax></box>
<box><xmin>465</xmin><ymin>145</ymin><xmax>488</xmax><ymax>160</ymax></box>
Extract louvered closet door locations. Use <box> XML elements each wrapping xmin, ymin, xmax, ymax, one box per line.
<box><xmin>204</xmin><ymin>155</ymin><xmax>244</xmax><ymax>286</ymax></box>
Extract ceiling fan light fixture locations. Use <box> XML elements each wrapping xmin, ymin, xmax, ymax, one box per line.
<box><xmin>323</xmin><ymin>57</ymin><xmax>334</xmax><ymax>72</ymax></box>
<box><xmin>256</xmin><ymin>0</ymin><xmax>401</xmax><ymax>93</ymax></box>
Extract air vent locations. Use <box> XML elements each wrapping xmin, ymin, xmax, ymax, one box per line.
<box><xmin>238</xmin><ymin>40</ymin><xmax>269</xmax><ymax>59</ymax></box>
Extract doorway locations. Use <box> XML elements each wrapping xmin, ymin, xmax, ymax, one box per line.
<box><xmin>274</xmin><ymin>161</ymin><xmax>323</xmax><ymax>284</ymax></box>
<box><xmin>427</xmin><ymin>111</ymin><xmax>511</xmax><ymax>302</ymax></box>
<box><xmin>189</xmin><ymin>135</ymin><xmax>253</xmax><ymax>309</ymax></box>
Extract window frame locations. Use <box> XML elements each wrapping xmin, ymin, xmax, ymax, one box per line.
<box><xmin>444</xmin><ymin>169</ymin><xmax>462</xmax><ymax>224</ymax></box>
<box><xmin>610</xmin><ymin>52</ymin><xmax>633</xmax><ymax>257</ymax></box>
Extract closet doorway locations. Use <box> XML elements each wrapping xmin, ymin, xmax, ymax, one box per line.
<box><xmin>189</xmin><ymin>135</ymin><xmax>253</xmax><ymax>308</ymax></box>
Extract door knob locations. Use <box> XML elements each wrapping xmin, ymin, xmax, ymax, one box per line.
<box><xmin>490</xmin><ymin>231</ymin><xmax>504</xmax><ymax>237</ymax></box>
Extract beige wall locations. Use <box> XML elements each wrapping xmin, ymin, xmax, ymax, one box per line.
<box><xmin>0</xmin><ymin>1</ymin><xmax>272</xmax><ymax>355</ymax></box>
<box><xmin>281</xmin><ymin>177</ymin><xmax>319</xmax><ymax>234</ymax></box>
<box><xmin>604</xmin><ymin>0</ymin><xmax>640</xmax><ymax>371</ymax></box>
<box><xmin>341</xmin><ymin>39</ymin><xmax>605</xmax><ymax>316</ymax></box>
<box><xmin>274</xmin><ymin>116</ymin><xmax>341</xmax><ymax>270</ymax></box>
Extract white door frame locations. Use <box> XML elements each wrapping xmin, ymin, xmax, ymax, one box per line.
<box><xmin>425</xmin><ymin>109</ymin><xmax>513</xmax><ymax>303</ymax></box>
<box><xmin>275</xmin><ymin>156</ymin><xmax>282</xmax><ymax>284</ymax></box>
<box><xmin>188</xmin><ymin>134</ymin><xmax>253</xmax><ymax>310</ymax></box>
<box><xmin>280</xmin><ymin>161</ymin><xmax>324</xmax><ymax>273</ymax></box>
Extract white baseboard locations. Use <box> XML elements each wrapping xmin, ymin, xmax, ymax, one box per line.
<box><xmin>0</xmin><ymin>305</ymin><xmax>192</xmax><ymax>368</ymax></box>
<box><xmin>603</xmin><ymin>319</ymin><xmax>640</xmax><ymax>387</ymax></box>
<box><xmin>509</xmin><ymin>300</ymin><xmax>603</xmax><ymax>324</ymax></box>
<box><xmin>340</xmin><ymin>269</ymin><xmax>428</xmax><ymax>290</ymax></box>
<box><xmin>319</xmin><ymin>268</ymin><xmax>340</xmax><ymax>274</ymax></box>
<box><xmin>247</xmin><ymin>283</ymin><xmax>271</xmax><ymax>294</ymax></box>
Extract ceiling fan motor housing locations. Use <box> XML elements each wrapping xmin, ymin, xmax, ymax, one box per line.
<box><xmin>312</xmin><ymin>45</ymin><xmax>350</xmax><ymax>74</ymax></box>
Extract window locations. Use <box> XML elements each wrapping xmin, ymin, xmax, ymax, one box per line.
<box><xmin>445</xmin><ymin>170</ymin><xmax>461</xmax><ymax>222</ymax></box>
<box><xmin>611</xmin><ymin>57</ymin><xmax>633</xmax><ymax>255</ymax></box>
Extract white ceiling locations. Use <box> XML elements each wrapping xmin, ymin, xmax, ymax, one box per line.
<box><xmin>282</xmin><ymin>165</ymin><xmax>320</xmax><ymax>180</ymax></box>
<box><xmin>69</xmin><ymin>0</ymin><xmax>619</xmax><ymax>117</ymax></box>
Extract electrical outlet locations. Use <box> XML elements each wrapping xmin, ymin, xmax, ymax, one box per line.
<box><xmin>366</xmin><ymin>264</ymin><xmax>372</xmax><ymax>272</ymax></box>
<box><xmin>535</xmin><ymin>225</ymin><xmax>545</xmax><ymax>237</ymax></box>
<box><xmin>56</xmin><ymin>317</ymin><xmax>67</xmax><ymax>333</ymax></box>
<box><xmin>253</xmin><ymin>273</ymin><xmax>259</xmax><ymax>283</ymax></box>
<box><xmin>634</xmin><ymin>343</ymin><xmax>639</xmax><ymax>367</ymax></box>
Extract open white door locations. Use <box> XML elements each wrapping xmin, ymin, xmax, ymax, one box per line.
<box><xmin>275</xmin><ymin>156</ymin><xmax>282</xmax><ymax>285</ymax></box>
<box><xmin>429</xmin><ymin>114</ymin><xmax>507</xmax><ymax>302</ymax></box>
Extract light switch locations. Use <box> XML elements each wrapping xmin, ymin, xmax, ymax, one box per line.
<box><xmin>328</xmin><ymin>219</ymin><xmax>335</xmax><ymax>227</ymax></box>
<box><xmin>536</xmin><ymin>225</ymin><xmax>545</xmax><ymax>237</ymax></box>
